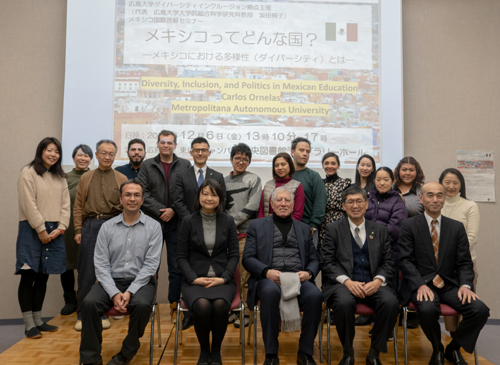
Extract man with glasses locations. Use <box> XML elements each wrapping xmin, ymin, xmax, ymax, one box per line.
<box><xmin>224</xmin><ymin>143</ymin><xmax>262</xmax><ymax>329</ymax></box>
<box><xmin>73</xmin><ymin>140</ymin><xmax>128</xmax><ymax>331</ymax></box>
<box><xmin>136</xmin><ymin>130</ymin><xmax>191</xmax><ymax>323</ymax></box>
<box><xmin>320</xmin><ymin>186</ymin><xmax>399</xmax><ymax>365</ymax></box>
<box><xmin>173</xmin><ymin>136</ymin><xmax>226</xmax><ymax>329</ymax></box>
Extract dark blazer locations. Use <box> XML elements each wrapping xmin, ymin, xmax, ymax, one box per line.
<box><xmin>136</xmin><ymin>153</ymin><xmax>191</xmax><ymax>226</ymax></box>
<box><xmin>320</xmin><ymin>218</ymin><xmax>394</xmax><ymax>302</ymax></box>
<box><xmin>242</xmin><ymin>216</ymin><xmax>320</xmax><ymax>309</ymax></box>
<box><xmin>176</xmin><ymin>211</ymin><xmax>239</xmax><ymax>284</ymax></box>
<box><xmin>398</xmin><ymin>214</ymin><xmax>474</xmax><ymax>304</ymax></box>
<box><xmin>173</xmin><ymin>166</ymin><xmax>226</xmax><ymax>223</ymax></box>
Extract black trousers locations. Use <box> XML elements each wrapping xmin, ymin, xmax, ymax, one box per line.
<box><xmin>77</xmin><ymin>219</ymin><xmax>107</xmax><ymax>314</ymax></box>
<box><xmin>256</xmin><ymin>279</ymin><xmax>323</xmax><ymax>356</ymax></box>
<box><xmin>79</xmin><ymin>279</ymin><xmax>155</xmax><ymax>364</ymax></box>
<box><xmin>330</xmin><ymin>285</ymin><xmax>399</xmax><ymax>354</ymax></box>
<box><xmin>411</xmin><ymin>283</ymin><xmax>490</xmax><ymax>354</ymax></box>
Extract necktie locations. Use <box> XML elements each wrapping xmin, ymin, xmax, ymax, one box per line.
<box><xmin>431</xmin><ymin>219</ymin><xmax>444</xmax><ymax>288</ymax></box>
<box><xmin>354</xmin><ymin>227</ymin><xmax>363</xmax><ymax>249</ymax></box>
<box><xmin>197</xmin><ymin>168</ymin><xmax>204</xmax><ymax>187</ymax></box>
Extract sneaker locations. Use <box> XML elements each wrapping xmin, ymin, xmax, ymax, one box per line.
<box><xmin>75</xmin><ymin>320</ymin><xmax>82</xmax><ymax>331</ymax></box>
<box><xmin>234</xmin><ymin>315</ymin><xmax>250</xmax><ymax>328</ymax></box>
<box><xmin>36</xmin><ymin>322</ymin><xmax>58</xmax><ymax>332</ymax></box>
<box><xmin>170</xmin><ymin>302</ymin><xmax>177</xmax><ymax>324</ymax></box>
<box><xmin>228</xmin><ymin>311</ymin><xmax>239</xmax><ymax>324</ymax></box>
<box><xmin>113</xmin><ymin>316</ymin><xmax>125</xmax><ymax>320</ymax></box>
<box><xmin>102</xmin><ymin>318</ymin><xmax>111</xmax><ymax>329</ymax></box>
<box><xmin>25</xmin><ymin>327</ymin><xmax>42</xmax><ymax>339</ymax></box>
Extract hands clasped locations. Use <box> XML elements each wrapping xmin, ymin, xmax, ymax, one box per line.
<box><xmin>193</xmin><ymin>277</ymin><xmax>225</xmax><ymax>288</ymax></box>
<box><xmin>344</xmin><ymin>278</ymin><xmax>383</xmax><ymax>298</ymax></box>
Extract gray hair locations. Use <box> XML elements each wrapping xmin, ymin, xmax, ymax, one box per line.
<box><xmin>96</xmin><ymin>139</ymin><xmax>117</xmax><ymax>152</ymax></box>
<box><xmin>271</xmin><ymin>186</ymin><xmax>294</xmax><ymax>203</ymax></box>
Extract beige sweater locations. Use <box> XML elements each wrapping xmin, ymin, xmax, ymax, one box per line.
<box><xmin>17</xmin><ymin>166</ymin><xmax>70</xmax><ymax>233</ymax></box>
<box><xmin>442</xmin><ymin>194</ymin><xmax>480</xmax><ymax>261</ymax></box>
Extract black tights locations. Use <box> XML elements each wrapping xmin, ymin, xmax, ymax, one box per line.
<box><xmin>60</xmin><ymin>269</ymin><xmax>75</xmax><ymax>293</ymax></box>
<box><xmin>192</xmin><ymin>298</ymin><xmax>229</xmax><ymax>358</ymax></box>
<box><xmin>18</xmin><ymin>270</ymin><xmax>49</xmax><ymax>312</ymax></box>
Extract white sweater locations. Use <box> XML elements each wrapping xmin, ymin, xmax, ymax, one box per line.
<box><xmin>442</xmin><ymin>194</ymin><xmax>480</xmax><ymax>261</ymax></box>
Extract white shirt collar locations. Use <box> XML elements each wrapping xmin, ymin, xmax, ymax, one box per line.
<box><xmin>424</xmin><ymin>211</ymin><xmax>441</xmax><ymax>228</ymax></box>
<box><xmin>347</xmin><ymin>217</ymin><xmax>365</xmax><ymax>232</ymax></box>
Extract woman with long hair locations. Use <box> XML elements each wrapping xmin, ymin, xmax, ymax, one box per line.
<box><xmin>16</xmin><ymin>137</ymin><xmax>70</xmax><ymax>338</ymax></box>
<box><xmin>354</xmin><ymin>154</ymin><xmax>377</xmax><ymax>192</ymax></box>
<box><xmin>177</xmin><ymin>179</ymin><xmax>239</xmax><ymax>365</ymax></box>
<box><xmin>393</xmin><ymin>156</ymin><xmax>425</xmax><ymax>217</ymax></box>
<box><xmin>258</xmin><ymin>152</ymin><xmax>305</xmax><ymax>220</ymax></box>
<box><xmin>439</xmin><ymin>168</ymin><xmax>480</xmax><ymax>336</ymax></box>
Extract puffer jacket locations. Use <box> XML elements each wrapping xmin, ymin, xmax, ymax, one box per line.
<box><xmin>365</xmin><ymin>190</ymin><xmax>408</xmax><ymax>261</ymax></box>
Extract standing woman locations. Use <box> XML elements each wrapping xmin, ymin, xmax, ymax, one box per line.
<box><xmin>177</xmin><ymin>179</ymin><xmax>239</xmax><ymax>365</ymax></box>
<box><xmin>365</xmin><ymin>167</ymin><xmax>408</xmax><ymax>290</ymax></box>
<box><xmin>318</xmin><ymin>152</ymin><xmax>351</xmax><ymax>249</ymax></box>
<box><xmin>354</xmin><ymin>154</ymin><xmax>377</xmax><ymax>192</ymax></box>
<box><xmin>439</xmin><ymin>168</ymin><xmax>480</xmax><ymax>336</ymax></box>
<box><xmin>393</xmin><ymin>156</ymin><xmax>425</xmax><ymax>217</ymax></box>
<box><xmin>16</xmin><ymin>137</ymin><xmax>70</xmax><ymax>338</ymax></box>
<box><xmin>59</xmin><ymin>144</ymin><xmax>93</xmax><ymax>315</ymax></box>
<box><xmin>258</xmin><ymin>152</ymin><xmax>305</xmax><ymax>220</ymax></box>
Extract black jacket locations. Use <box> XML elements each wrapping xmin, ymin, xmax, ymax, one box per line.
<box><xmin>136</xmin><ymin>154</ymin><xmax>191</xmax><ymax>227</ymax></box>
<box><xmin>176</xmin><ymin>211</ymin><xmax>239</xmax><ymax>284</ymax></box>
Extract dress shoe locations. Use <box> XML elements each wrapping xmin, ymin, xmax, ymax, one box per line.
<box><xmin>83</xmin><ymin>357</ymin><xmax>103</xmax><ymax>365</ymax></box>
<box><xmin>182</xmin><ymin>314</ymin><xmax>194</xmax><ymax>330</ymax></box>
<box><xmin>263</xmin><ymin>355</ymin><xmax>280</xmax><ymax>365</ymax></box>
<box><xmin>210</xmin><ymin>351</ymin><xmax>223</xmax><ymax>365</ymax></box>
<box><xmin>36</xmin><ymin>322</ymin><xmax>58</xmax><ymax>332</ymax></box>
<box><xmin>355</xmin><ymin>315</ymin><xmax>372</xmax><ymax>326</ymax></box>
<box><xmin>366</xmin><ymin>354</ymin><xmax>383</xmax><ymax>365</ymax></box>
<box><xmin>106</xmin><ymin>352</ymin><xmax>131</xmax><ymax>365</ymax></box>
<box><xmin>196</xmin><ymin>350</ymin><xmax>210</xmax><ymax>365</ymax></box>
<box><xmin>406</xmin><ymin>317</ymin><xmax>420</xmax><ymax>329</ymax></box>
<box><xmin>429</xmin><ymin>351</ymin><xmax>444</xmax><ymax>365</ymax></box>
<box><xmin>297</xmin><ymin>350</ymin><xmax>316</xmax><ymax>365</ymax></box>
<box><xmin>25</xmin><ymin>327</ymin><xmax>42</xmax><ymax>339</ymax></box>
<box><xmin>338</xmin><ymin>356</ymin><xmax>354</xmax><ymax>365</ymax></box>
<box><xmin>445</xmin><ymin>346</ymin><xmax>468</xmax><ymax>365</ymax></box>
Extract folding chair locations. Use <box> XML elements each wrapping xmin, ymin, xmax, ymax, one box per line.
<box><xmin>103</xmin><ymin>274</ymin><xmax>161</xmax><ymax>365</ymax></box>
<box><xmin>323</xmin><ymin>303</ymin><xmax>398</xmax><ymax>365</ymax></box>
<box><xmin>173</xmin><ymin>266</ymin><xmax>245</xmax><ymax>365</ymax></box>
<box><xmin>403</xmin><ymin>303</ymin><xmax>478</xmax><ymax>365</ymax></box>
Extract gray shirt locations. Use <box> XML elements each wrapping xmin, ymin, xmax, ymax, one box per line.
<box><xmin>201</xmin><ymin>210</ymin><xmax>217</xmax><ymax>277</ymax></box>
<box><xmin>94</xmin><ymin>211</ymin><xmax>162</xmax><ymax>299</ymax></box>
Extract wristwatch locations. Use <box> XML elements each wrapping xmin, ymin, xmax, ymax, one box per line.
<box><xmin>461</xmin><ymin>284</ymin><xmax>472</xmax><ymax>290</ymax></box>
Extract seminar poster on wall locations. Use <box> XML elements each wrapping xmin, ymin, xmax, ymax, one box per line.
<box><xmin>113</xmin><ymin>0</ymin><xmax>381</xmax><ymax>166</ymax></box>
<box><xmin>457</xmin><ymin>150</ymin><xmax>495</xmax><ymax>202</ymax></box>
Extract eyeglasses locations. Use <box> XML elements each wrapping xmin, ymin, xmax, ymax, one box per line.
<box><xmin>158</xmin><ymin>141</ymin><xmax>175</xmax><ymax>146</ymax></box>
<box><xmin>233</xmin><ymin>156</ymin><xmax>250</xmax><ymax>164</ymax></box>
<box><xmin>344</xmin><ymin>199</ymin><xmax>366</xmax><ymax>207</ymax></box>
<box><xmin>98</xmin><ymin>152</ymin><xmax>115</xmax><ymax>158</ymax></box>
<box><xmin>192</xmin><ymin>148</ymin><xmax>209</xmax><ymax>154</ymax></box>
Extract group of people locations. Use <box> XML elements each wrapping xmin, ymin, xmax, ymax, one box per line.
<box><xmin>15</xmin><ymin>132</ymin><xmax>489</xmax><ymax>365</ymax></box>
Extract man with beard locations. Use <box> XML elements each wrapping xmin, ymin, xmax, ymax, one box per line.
<box><xmin>115</xmin><ymin>139</ymin><xmax>146</xmax><ymax>180</ymax></box>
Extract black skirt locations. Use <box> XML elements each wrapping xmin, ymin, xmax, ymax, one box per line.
<box><xmin>181</xmin><ymin>281</ymin><xmax>236</xmax><ymax>310</ymax></box>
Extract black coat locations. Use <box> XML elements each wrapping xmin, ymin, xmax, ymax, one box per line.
<box><xmin>320</xmin><ymin>218</ymin><xmax>394</xmax><ymax>302</ymax></box>
<box><xmin>242</xmin><ymin>216</ymin><xmax>320</xmax><ymax>309</ymax></box>
<box><xmin>136</xmin><ymin>154</ymin><xmax>191</xmax><ymax>227</ymax></box>
<box><xmin>398</xmin><ymin>214</ymin><xmax>474</xmax><ymax>304</ymax></box>
<box><xmin>176</xmin><ymin>211</ymin><xmax>239</xmax><ymax>285</ymax></box>
<box><xmin>173</xmin><ymin>166</ymin><xmax>226</xmax><ymax>223</ymax></box>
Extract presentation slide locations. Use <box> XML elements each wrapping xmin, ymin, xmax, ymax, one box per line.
<box><xmin>62</xmin><ymin>0</ymin><xmax>402</xmax><ymax>168</ymax></box>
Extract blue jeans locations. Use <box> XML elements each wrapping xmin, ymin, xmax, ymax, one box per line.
<box><xmin>163</xmin><ymin>223</ymin><xmax>182</xmax><ymax>303</ymax></box>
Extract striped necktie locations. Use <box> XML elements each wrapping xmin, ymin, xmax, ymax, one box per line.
<box><xmin>431</xmin><ymin>219</ymin><xmax>444</xmax><ymax>289</ymax></box>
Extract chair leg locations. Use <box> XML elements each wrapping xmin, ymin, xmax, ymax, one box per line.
<box><xmin>319</xmin><ymin>304</ymin><xmax>325</xmax><ymax>364</ymax></box>
<box><xmin>247</xmin><ymin>309</ymin><xmax>253</xmax><ymax>345</ymax></box>
<box><xmin>150</xmin><ymin>303</ymin><xmax>155</xmax><ymax>365</ymax></box>
<box><xmin>174</xmin><ymin>303</ymin><xmax>181</xmax><ymax>365</ymax></box>
<box><xmin>327</xmin><ymin>307</ymin><xmax>331</xmax><ymax>365</ymax></box>
<box><xmin>474</xmin><ymin>345</ymin><xmax>479</xmax><ymax>365</ymax></box>
<box><xmin>254</xmin><ymin>307</ymin><xmax>258</xmax><ymax>365</ymax></box>
<box><xmin>156</xmin><ymin>303</ymin><xmax>162</xmax><ymax>347</ymax></box>
<box><xmin>403</xmin><ymin>307</ymin><xmax>408</xmax><ymax>365</ymax></box>
<box><xmin>241</xmin><ymin>303</ymin><xmax>245</xmax><ymax>365</ymax></box>
<box><xmin>179</xmin><ymin>311</ymin><xmax>183</xmax><ymax>345</ymax></box>
<box><xmin>393</xmin><ymin>325</ymin><xmax>398</xmax><ymax>365</ymax></box>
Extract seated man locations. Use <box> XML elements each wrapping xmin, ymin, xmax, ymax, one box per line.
<box><xmin>79</xmin><ymin>180</ymin><xmax>162</xmax><ymax>365</ymax></box>
<box><xmin>243</xmin><ymin>187</ymin><xmax>322</xmax><ymax>365</ymax></box>
<box><xmin>321</xmin><ymin>186</ymin><xmax>399</xmax><ymax>365</ymax></box>
<box><xmin>399</xmin><ymin>182</ymin><xmax>489</xmax><ymax>365</ymax></box>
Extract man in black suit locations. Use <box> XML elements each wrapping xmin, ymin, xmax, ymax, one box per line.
<box><xmin>399</xmin><ymin>182</ymin><xmax>489</xmax><ymax>365</ymax></box>
<box><xmin>321</xmin><ymin>186</ymin><xmax>399</xmax><ymax>365</ymax></box>
<box><xmin>173</xmin><ymin>136</ymin><xmax>226</xmax><ymax>329</ymax></box>
<box><xmin>243</xmin><ymin>187</ymin><xmax>322</xmax><ymax>365</ymax></box>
